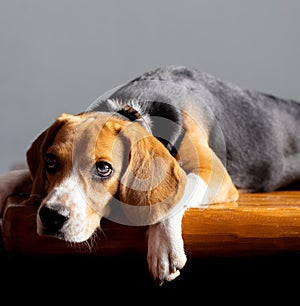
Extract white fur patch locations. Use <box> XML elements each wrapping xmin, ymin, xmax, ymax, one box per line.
<box><xmin>37</xmin><ymin>173</ymin><xmax>88</xmax><ymax>242</ymax></box>
<box><xmin>146</xmin><ymin>173</ymin><xmax>209</xmax><ymax>284</ymax></box>
<box><xmin>147</xmin><ymin>212</ymin><xmax>187</xmax><ymax>284</ymax></box>
<box><xmin>162</xmin><ymin>173</ymin><xmax>209</xmax><ymax>221</ymax></box>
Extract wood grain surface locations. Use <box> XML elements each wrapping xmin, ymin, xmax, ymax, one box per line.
<box><xmin>2</xmin><ymin>190</ymin><xmax>300</xmax><ymax>258</ymax></box>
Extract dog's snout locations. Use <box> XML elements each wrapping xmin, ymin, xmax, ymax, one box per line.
<box><xmin>39</xmin><ymin>205</ymin><xmax>70</xmax><ymax>234</ymax></box>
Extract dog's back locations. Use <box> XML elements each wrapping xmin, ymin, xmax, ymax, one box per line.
<box><xmin>92</xmin><ymin>65</ymin><xmax>300</xmax><ymax>192</ymax></box>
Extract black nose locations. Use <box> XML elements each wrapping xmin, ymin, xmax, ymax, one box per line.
<box><xmin>39</xmin><ymin>205</ymin><xmax>70</xmax><ymax>234</ymax></box>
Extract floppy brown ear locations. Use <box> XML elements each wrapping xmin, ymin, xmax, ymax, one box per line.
<box><xmin>118</xmin><ymin>122</ymin><xmax>187</xmax><ymax>225</ymax></box>
<box><xmin>22</xmin><ymin>113</ymin><xmax>74</xmax><ymax>206</ymax></box>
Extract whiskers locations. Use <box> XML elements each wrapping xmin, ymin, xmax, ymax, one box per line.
<box><xmin>65</xmin><ymin>226</ymin><xmax>107</xmax><ymax>254</ymax></box>
<box><xmin>22</xmin><ymin>207</ymin><xmax>107</xmax><ymax>256</ymax></box>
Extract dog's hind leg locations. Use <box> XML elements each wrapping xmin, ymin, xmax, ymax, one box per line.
<box><xmin>273</xmin><ymin>153</ymin><xmax>300</xmax><ymax>190</ymax></box>
<box><xmin>178</xmin><ymin>113</ymin><xmax>239</xmax><ymax>205</ymax></box>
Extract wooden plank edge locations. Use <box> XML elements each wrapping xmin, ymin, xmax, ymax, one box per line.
<box><xmin>2</xmin><ymin>192</ymin><xmax>300</xmax><ymax>258</ymax></box>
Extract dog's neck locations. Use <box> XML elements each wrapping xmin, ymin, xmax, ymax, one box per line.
<box><xmin>91</xmin><ymin>98</ymin><xmax>184</xmax><ymax>157</ymax></box>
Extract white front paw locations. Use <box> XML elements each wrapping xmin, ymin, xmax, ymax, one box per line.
<box><xmin>146</xmin><ymin>223</ymin><xmax>187</xmax><ymax>286</ymax></box>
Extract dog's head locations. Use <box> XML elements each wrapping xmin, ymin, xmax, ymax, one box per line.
<box><xmin>23</xmin><ymin>108</ymin><xmax>187</xmax><ymax>242</ymax></box>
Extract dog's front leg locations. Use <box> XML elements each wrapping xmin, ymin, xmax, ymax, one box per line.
<box><xmin>146</xmin><ymin>208</ymin><xmax>187</xmax><ymax>286</ymax></box>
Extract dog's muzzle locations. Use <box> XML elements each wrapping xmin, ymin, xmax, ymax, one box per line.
<box><xmin>38</xmin><ymin>204</ymin><xmax>70</xmax><ymax>235</ymax></box>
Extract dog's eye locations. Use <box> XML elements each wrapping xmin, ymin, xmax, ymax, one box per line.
<box><xmin>45</xmin><ymin>153</ymin><xmax>58</xmax><ymax>173</ymax></box>
<box><xmin>96</xmin><ymin>161</ymin><xmax>113</xmax><ymax>178</ymax></box>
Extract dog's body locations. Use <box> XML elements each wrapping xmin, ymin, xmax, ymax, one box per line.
<box><xmin>96</xmin><ymin>66</ymin><xmax>300</xmax><ymax>192</ymax></box>
<box><xmin>1</xmin><ymin>65</ymin><xmax>300</xmax><ymax>285</ymax></box>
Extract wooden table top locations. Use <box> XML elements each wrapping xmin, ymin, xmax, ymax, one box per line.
<box><xmin>2</xmin><ymin>189</ymin><xmax>300</xmax><ymax>258</ymax></box>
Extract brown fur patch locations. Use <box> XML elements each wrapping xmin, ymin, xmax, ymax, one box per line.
<box><xmin>178</xmin><ymin>111</ymin><xmax>239</xmax><ymax>203</ymax></box>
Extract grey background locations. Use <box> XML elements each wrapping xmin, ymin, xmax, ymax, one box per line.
<box><xmin>0</xmin><ymin>0</ymin><xmax>299</xmax><ymax>175</ymax></box>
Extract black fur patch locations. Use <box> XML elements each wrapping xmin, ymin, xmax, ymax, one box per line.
<box><xmin>117</xmin><ymin>104</ymin><xmax>142</xmax><ymax>121</ymax></box>
<box><xmin>148</xmin><ymin>101</ymin><xmax>183</xmax><ymax>157</ymax></box>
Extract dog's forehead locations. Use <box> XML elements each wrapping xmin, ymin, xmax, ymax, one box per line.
<box><xmin>74</xmin><ymin>112</ymin><xmax>126</xmax><ymax>143</ymax></box>
<box><xmin>52</xmin><ymin>112</ymin><xmax>124</xmax><ymax>141</ymax></box>
<box><xmin>46</xmin><ymin>112</ymin><xmax>124</xmax><ymax>154</ymax></box>
<box><xmin>64</xmin><ymin>112</ymin><xmax>128</xmax><ymax>163</ymax></box>
<box><xmin>80</xmin><ymin>112</ymin><xmax>125</xmax><ymax>131</ymax></box>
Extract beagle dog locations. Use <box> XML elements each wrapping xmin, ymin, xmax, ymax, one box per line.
<box><xmin>1</xmin><ymin>65</ymin><xmax>300</xmax><ymax>285</ymax></box>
